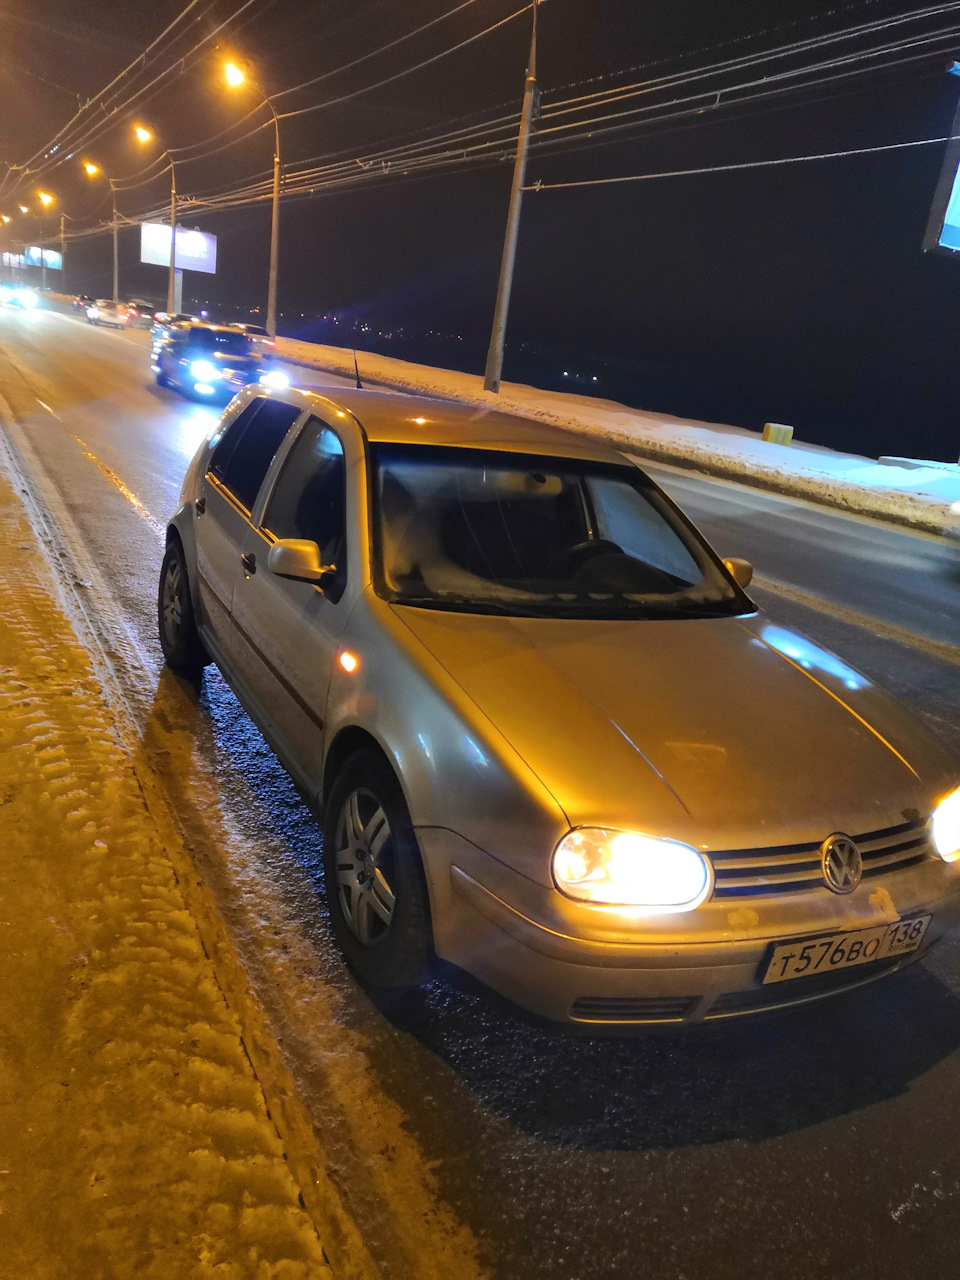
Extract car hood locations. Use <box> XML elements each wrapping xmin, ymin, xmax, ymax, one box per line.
<box><xmin>393</xmin><ymin>607</ymin><xmax>958</xmax><ymax>850</ymax></box>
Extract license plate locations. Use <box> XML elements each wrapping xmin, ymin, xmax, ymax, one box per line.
<box><xmin>763</xmin><ymin>915</ymin><xmax>931</xmax><ymax>984</ymax></box>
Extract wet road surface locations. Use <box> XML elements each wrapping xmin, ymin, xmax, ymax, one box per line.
<box><xmin>3</xmin><ymin>302</ymin><xmax>960</xmax><ymax>1279</ymax></box>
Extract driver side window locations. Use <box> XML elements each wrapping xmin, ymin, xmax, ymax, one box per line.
<box><xmin>262</xmin><ymin>418</ymin><xmax>347</xmax><ymax>601</ymax></box>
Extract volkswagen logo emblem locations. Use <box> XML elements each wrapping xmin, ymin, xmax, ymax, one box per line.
<box><xmin>820</xmin><ymin>833</ymin><xmax>862</xmax><ymax>894</ymax></box>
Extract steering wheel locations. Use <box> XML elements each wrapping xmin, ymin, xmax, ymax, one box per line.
<box><xmin>546</xmin><ymin>539</ymin><xmax>623</xmax><ymax>577</ymax></box>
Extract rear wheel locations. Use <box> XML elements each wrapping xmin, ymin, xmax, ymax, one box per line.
<box><xmin>323</xmin><ymin>750</ymin><xmax>433</xmax><ymax>988</ymax></box>
<box><xmin>157</xmin><ymin>538</ymin><xmax>208</xmax><ymax>677</ymax></box>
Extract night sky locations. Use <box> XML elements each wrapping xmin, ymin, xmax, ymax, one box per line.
<box><xmin>3</xmin><ymin>0</ymin><xmax>960</xmax><ymax>461</ymax></box>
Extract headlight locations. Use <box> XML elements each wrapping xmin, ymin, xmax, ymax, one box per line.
<box><xmin>190</xmin><ymin>360</ymin><xmax>220</xmax><ymax>381</ymax></box>
<box><xmin>259</xmin><ymin>369</ymin><xmax>289</xmax><ymax>389</ymax></box>
<box><xmin>552</xmin><ymin>827</ymin><xmax>711</xmax><ymax>910</ymax></box>
<box><xmin>17</xmin><ymin>289</ymin><xmax>38</xmax><ymax>309</ymax></box>
<box><xmin>933</xmin><ymin>786</ymin><xmax>960</xmax><ymax>862</ymax></box>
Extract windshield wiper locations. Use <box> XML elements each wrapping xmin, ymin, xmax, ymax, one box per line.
<box><xmin>393</xmin><ymin>594</ymin><xmax>555</xmax><ymax>618</ymax></box>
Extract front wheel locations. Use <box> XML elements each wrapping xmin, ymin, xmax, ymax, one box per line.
<box><xmin>323</xmin><ymin>750</ymin><xmax>433</xmax><ymax>988</ymax></box>
<box><xmin>157</xmin><ymin>538</ymin><xmax>209</xmax><ymax>677</ymax></box>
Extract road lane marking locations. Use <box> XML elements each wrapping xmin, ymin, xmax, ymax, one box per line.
<box><xmin>34</xmin><ymin>397</ymin><xmax>164</xmax><ymax>538</ymax></box>
<box><xmin>753</xmin><ymin>572</ymin><xmax>960</xmax><ymax>668</ymax></box>
<box><xmin>72</xmin><ymin>436</ymin><xmax>165</xmax><ymax>537</ymax></box>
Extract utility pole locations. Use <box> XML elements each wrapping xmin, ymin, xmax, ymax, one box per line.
<box><xmin>483</xmin><ymin>0</ymin><xmax>540</xmax><ymax>394</ymax></box>
<box><xmin>267</xmin><ymin>119</ymin><xmax>281</xmax><ymax>339</ymax></box>
<box><xmin>167</xmin><ymin>165</ymin><xmax>176</xmax><ymax>313</ymax></box>
<box><xmin>111</xmin><ymin>183</ymin><xmax>120</xmax><ymax>302</ymax></box>
<box><xmin>59</xmin><ymin>215</ymin><xmax>66</xmax><ymax>293</ymax></box>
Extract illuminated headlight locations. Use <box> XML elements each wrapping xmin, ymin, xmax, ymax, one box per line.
<box><xmin>190</xmin><ymin>360</ymin><xmax>220</xmax><ymax>381</ymax></box>
<box><xmin>933</xmin><ymin>787</ymin><xmax>960</xmax><ymax>863</ymax></box>
<box><xmin>17</xmin><ymin>289</ymin><xmax>38</xmax><ymax>309</ymax></box>
<box><xmin>552</xmin><ymin>827</ymin><xmax>711</xmax><ymax>911</ymax></box>
<box><xmin>259</xmin><ymin>369</ymin><xmax>289</xmax><ymax>389</ymax></box>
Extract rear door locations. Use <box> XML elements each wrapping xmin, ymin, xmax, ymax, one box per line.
<box><xmin>194</xmin><ymin>397</ymin><xmax>303</xmax><ymax>670</ymax></box>
<box><xmin>230</xmin><ymin>415</ymin><xmax>350</xmax><ymax>792</ymax></box>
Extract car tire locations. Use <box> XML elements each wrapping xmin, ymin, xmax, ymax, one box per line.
<box><xmin>157</xmin><ymin>537</ymin><xmax>209</xmax><ymax>677</ymax></box>
<box><xmin>323</xmin><ymin>749</ymin><xmax>433</xmax><ymax>989</ymax></box>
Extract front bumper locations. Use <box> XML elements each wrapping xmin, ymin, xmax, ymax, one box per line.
<box><xmin>418</xmin><ymin>829</ymin><xmax>960</xmax><ymax>1025</ymax></box>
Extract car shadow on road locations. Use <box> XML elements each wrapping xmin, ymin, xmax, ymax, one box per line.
<box><xmin>371</xmin><ymin>958</ymin><xmax>960</xmax><ymax>1151</ymax></box>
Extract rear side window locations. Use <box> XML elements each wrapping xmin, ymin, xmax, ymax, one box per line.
<box><xmin>209</xmin><ymin>398</ymin><xmax>301</xmax><ymax>512</ymax></box>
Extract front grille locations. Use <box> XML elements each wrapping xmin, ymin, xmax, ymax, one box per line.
<box><xmin>706</xmin><ymin>954</ymin><xmax>908</xmax><ymax>1017</ymax></box>
<box><xmin>710</xmin><ymin>818</ymin><xmax>931</xmax><ymax>899</ymax></box>
<box><xmin>570</xmin><ymin>995</ymin><xmax>698</xmax><ymax>1023</ymax></box>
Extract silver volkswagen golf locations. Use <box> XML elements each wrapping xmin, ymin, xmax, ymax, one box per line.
<box><xmin>158</xmin><ymin>385</ymin><xmax>960</xmax><ymax>1025</ymax></box>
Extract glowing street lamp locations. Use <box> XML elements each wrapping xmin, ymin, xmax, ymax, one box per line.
<box><xmin>134</xmin><ymin>126</ymin><xmax>152</xmax><ymax>144</ymax></box>
<box><xmin>18</xmin><ymin>205</ymin><xmax>28</xmax><ymax>214</ymax></box>
<box><xmin>37</xmin><ymin>191</ymin><xmax>54</xmax><ymax>207</ymax></box>
<box><xmin>224</xmin><ymin>59</ymin><xmax>281</xmax><ymax>338</ymax></box>
<box><xmin>1</xmin><ymin>215</ymin><xmax>10</xmax><ymax>224</ymax></box>
<box><xmin>82</xmin><ymin>161</ymin><xmax>100</xmax><ymax>178</ymax></box>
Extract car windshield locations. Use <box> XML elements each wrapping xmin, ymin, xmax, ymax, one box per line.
<box><xmin>187</xmin><ymin>329</ymin><xmax>252</xmax><ymax>356</ymax></box>
<box><xmin>371</xmin><ymin>444</ymin><xmax>750</xmax><ymax>619</ymax></box>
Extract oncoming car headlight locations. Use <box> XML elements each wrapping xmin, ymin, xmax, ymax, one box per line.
<box><xmin>190</xmin><ymin>359</ymin><xmax>220</xmax><ymax>382</ymax></box>
<box><xmin>552</xmin><ymin>827</ymin><xmax>712</xmax><ymax>911</ymax></box>
<box><xmin>16</xmin><ymin>288</ymin><xmax>38</xmax><ymax>309</ymax></box>
<box><xmin>259</xmin><ymin>369</ymin><xmax>289</xmax><ymax>389</ymax></box>
<box><xmin>933</xmin><ymin>786</ymin><xmax>960</xmax><ymax>863</ymax></box>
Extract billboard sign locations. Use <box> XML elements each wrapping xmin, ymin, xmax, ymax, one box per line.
<box><xmin>2</xmin><ymin>247</ymin><xmax>62</xmax><ymax>269</ymax></box>
<box><xmin>140</xmin><ymin>222</ymin><xmax>217</xmax><ymax>274</ymax></box>
<box><xmin>924</xmin><ymin>97</ymin><xmax>960</xmax><ymax>256</ymax></box>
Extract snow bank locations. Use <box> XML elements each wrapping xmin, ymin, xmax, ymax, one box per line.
<box><xmin>276</xmin><ymin>338</ymin><xmax>960</xmax><ymax>535</ymax></box>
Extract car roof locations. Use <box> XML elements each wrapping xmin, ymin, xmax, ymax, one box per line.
<box><xmin>180</xmin><ymin>321</ymin><xmax>247</xmax><ymax>335</ymax></box>
<box><xmin>276</xmin><ymin>386</ymin><xmax>628</xmax><ymax>463</ymax></box>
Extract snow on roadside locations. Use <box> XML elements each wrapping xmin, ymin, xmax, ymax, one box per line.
<box><xmin>0</xmin><ymin>466</ymin><xmax>332</xmax><ymax>1278</ymax></box>
<box><xmin>276</xmin><ymin>338</ymin><xmax>960</xmax><ymax>535</ymax></box>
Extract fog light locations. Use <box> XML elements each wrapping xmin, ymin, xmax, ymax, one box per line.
<box><xmin>933</xmin><ymin>786</ymin><xmax>960</xmax><ymax>862</ymax></box>
<box><xmin>194</xmin><ymin>382</ymin><xmax>216</xmax><ymax>395</ymax></box>
<box><xmin>552</xmin><ymin>827</ymin><xmax>711</xmax><ymax>910</ymax></box>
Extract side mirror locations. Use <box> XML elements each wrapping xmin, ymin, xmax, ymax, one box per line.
<box><xmin>723</xmin><ymin>556</ymin><xmax>754</xmax><ymax>589</ymax></box>
<box><xmin>267</xmin><ymin>538</ymin><xmax>336</xmax><ymax>587</ymax></box>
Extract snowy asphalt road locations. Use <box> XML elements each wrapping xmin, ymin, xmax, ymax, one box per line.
<box><xmin>3</xmin><ymin>302</ymin><xmax>960</xmax><ymax>1279</ymax></box>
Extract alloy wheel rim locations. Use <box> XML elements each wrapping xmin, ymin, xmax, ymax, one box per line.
<box><xmin>161</xmin><ymin>559</ymin><xmax>183</xmax><ymax>644</ymax></box>
<box><xmin>334</xmin><ymin>787</ymin><xmax>396</xmax><ymax>946</ymax></box>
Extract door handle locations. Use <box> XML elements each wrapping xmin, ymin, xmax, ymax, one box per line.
<box><xmin>195</xmin><ymin>496</ymin><xmax>206</xmax><ymax>515</ymax></box>
<box><xmin>241</xmin><ymin>552</ymin><xmax>256</xmax><ymax>574</ymax></box>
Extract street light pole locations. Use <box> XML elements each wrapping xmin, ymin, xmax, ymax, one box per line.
<box><xmin>111</xmin><ymin>182</ymin><xmax>119</xmax><ymax>302</ymax></box>
<box><xmin>60</xmin><ymin>215</ymin><xmax>66</xmax><ymax>293</ymax></box>
<box><xmin>267</xmin><ymin>109</ymin><xmax>281</xmax><ymax>340</ymax></box>
<box><xmin>483</xmin><ymin>0</ymin><xmax>540</xmax><ymax>394</ymax></box>
<box><xmin>167</xmin><ymin>163</ymin><xmax>176</xmax><ymax>313</ymax></box>
<box><xmin>224</xmin><ymin>65</ymin><xmax>282</xmax><ymax>339</ymax></box>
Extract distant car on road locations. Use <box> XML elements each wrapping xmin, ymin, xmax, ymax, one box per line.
<box><xmin>126</xmin><ymin>298</ymin><xmax>158</xmax><ymax>329</ymax></box>
<box><xmin>152</xmin><ymin>321</ymin><xmax>288</xmax><ymax>401</ymax></box>
<box><xmin>157</xmin><ymin>387</ymin><xmax>960</xmax><ymax>1026</ymax></box>
<box><xmin>73</xmin><ymin>293</ymin><xmax>93</xmax><ymax>312</ymax></box>
<box><xmin>87</xmin><ymin>299</ymin><xmax>136</xmax><ymax>327</ymax></box>
<box><xmin>237</xmin><ymin>322</ymin><xmax>276</xmax><ymax>354</ymax></box>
